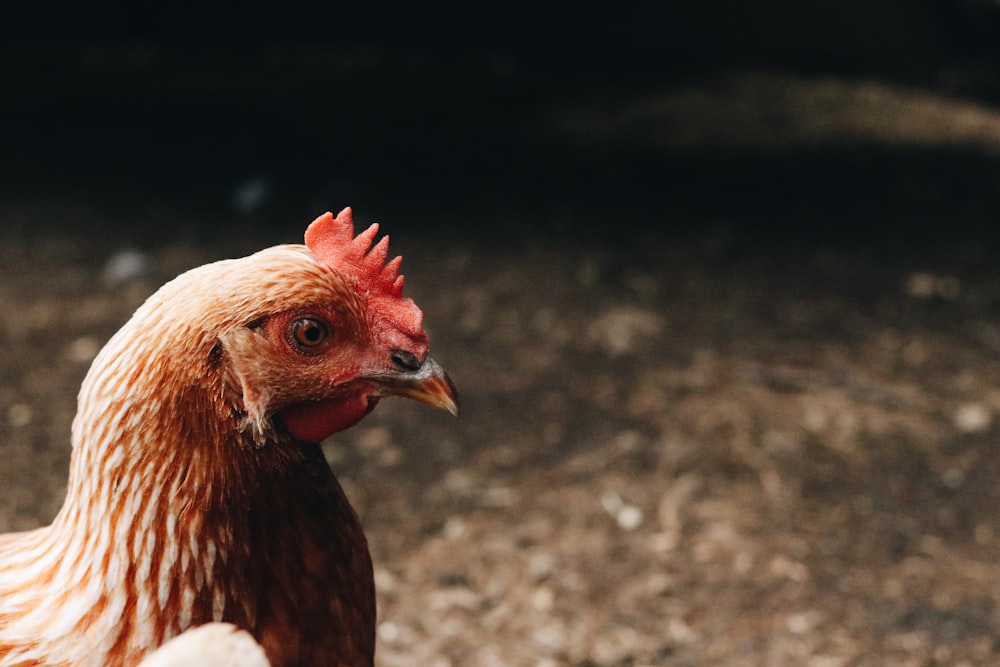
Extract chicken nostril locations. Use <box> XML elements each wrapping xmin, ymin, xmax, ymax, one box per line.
<box><xmin>390</xmin><ymin>349</ymin><xmax>422</xmax><ymax>372</ymax></box>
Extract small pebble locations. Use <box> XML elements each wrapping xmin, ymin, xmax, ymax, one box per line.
<box><xmin>904</xmin><ymin>272</ymin><xmax>936</xmax><ymax>298</ymax></box>
<box><xmin>66</xmin><ymin>337</ymin><xmax>101</xmax><ymax>364</ymax></box>
<box><xmin>377</xmin><ymin>621</ymin><xmax>400</xmax><ymax>643</ymax></box>
<box><xmin>231</xmin><ymin>176</ymin><xmax>271</xmax><ymax>215</ymax></box>
<box><xmin>527</xmin><ymin>551</ymin><xmax>557</xmax><ymax>580</ymax></box>
<box><xmin>786</xmin><ymin>611</ymin><xmax>817</xmax><ymax>634</ymax></box>
<box><xmin>442</xmin><ymin>516</ymin><xmax>466</xmax><ymax>540</ymax></box>
<box><xmin>531</xmin><ymin>586</ymin><xmax>554</xmax><ymax>611</ymax></box>
<box><xmin>904</xmin><ymin>272</ymin><xmax>960</xmax><ymax>300</ymax></box>
<box><xmin>356</xmin><ymin>426</ymin><xmax>391</xmax><ymax>451</ymax></box>
<box><xmin>373</xmin><ymin>569</ymin><xmax>398</xmax><ymax>595</ymax></box>
<box><xmin>102</xmin><ymin>249</ymin><xmax>149</xmax><ymax>285</ymax></box>
<box><xmin>587</xmin><ymin>307</ymin><xmax>664</xmax><ymax>356</ymax></box>
<box><xmin>601</xmin><ymin>490</ymin><xmax>645</xmax><ymax>531</ymax></box>
<box><xmin>954</xmin><ymin>403</ymin><xmax>991</xmax><ymax>433</ymax></box>
<box><xmin>941</xmin><ymin>467</ymin><xmax>965</xmax><ymax>489</ymax></box>
<box><xmin>616</xmin><ymin>505</ymin><xmax>644</xmax><ymax>531</ymax></box>
<box><xmin>480</xmin><ymin>486</ymin><xmax>518</xmax><ymax>508</ymax></box>
<box><xmin>7</xmin><ymin>403</ymin><xmax>32</xmax><ymax>427</ymax></box>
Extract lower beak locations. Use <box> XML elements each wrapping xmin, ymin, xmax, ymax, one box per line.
<box><xmin>373</xmin><ymin>357</ymin><xmax>459</xmax><ymax>416</ymax></box>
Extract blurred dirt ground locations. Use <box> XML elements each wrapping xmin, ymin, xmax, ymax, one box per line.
<box><xmin>4</xmin><ymin>69</ymin><xmax>1000</xmax><ymax>666</ymax></box>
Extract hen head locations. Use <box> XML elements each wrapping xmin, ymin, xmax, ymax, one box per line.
<box><xmin>213</xmin><ymin>207</ymin><xmax>457</xmax><ymax>445</ymax></box>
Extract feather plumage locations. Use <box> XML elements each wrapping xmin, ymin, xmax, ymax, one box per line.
<box><xmin>0</xmin><ymin>209</ymin><xmax>456</xmax><ymax>667</ymax></box>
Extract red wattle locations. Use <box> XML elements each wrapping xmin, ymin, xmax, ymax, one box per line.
<box><xmin>280</xmin><ymin>395</ymin><xmax>378</xmax><ymax>443</ymax></box>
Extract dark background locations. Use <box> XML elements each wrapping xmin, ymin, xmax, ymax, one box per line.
<box><xmin>5</xmin><ymin>2</ymin><xmax>1000</xmax><ymax>248</ymax></box>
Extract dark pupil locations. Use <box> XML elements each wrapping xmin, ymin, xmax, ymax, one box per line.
<box><xmin>297</xmin><ymin>320</ymin><xmax>324</xmax><ymax>344</ymax></box>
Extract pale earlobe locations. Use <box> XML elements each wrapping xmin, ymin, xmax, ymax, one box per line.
<box><xmin>217</xmin><ymin>327</ymin><xmax>278</xmax><ymax>447</ymax></box>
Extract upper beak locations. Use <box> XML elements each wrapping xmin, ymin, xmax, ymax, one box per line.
<box><xmin>372</xmin><ymin>356</ymin><xmax>459</xmax><ymax>416</ymax></box>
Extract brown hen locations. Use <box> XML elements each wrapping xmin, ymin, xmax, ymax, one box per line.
<box><xmin>0</xmin><ymin>208</ymin><xmax>457</xmax><ymax>667</ymax></box>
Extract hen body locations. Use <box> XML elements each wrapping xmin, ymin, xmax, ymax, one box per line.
<box><xmin>0</xmin><ymin>209</ymin><xmax>456</xmax><ymax>667</ymax></box>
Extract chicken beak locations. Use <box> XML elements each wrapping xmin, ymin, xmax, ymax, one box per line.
<box><xmin>374</xmin><ymin>357</ymin><xmax>459</xmax><ymax>416</ymax></box>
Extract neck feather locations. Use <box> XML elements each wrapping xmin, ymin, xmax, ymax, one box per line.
<box><xmin>0</xmin><ymin>294</ymin><xmax>374</xmax><ymax>667</ymax></box>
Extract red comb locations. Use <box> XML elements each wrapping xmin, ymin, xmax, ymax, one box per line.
<box><xmin>303</xmin><ymin>208</ymin><xmax>425</xmax><ymax>343</ymax></box>
<box><xmin>304</xmin><ymin>208</ymin><xmax>406</xmax><ymax>297</ymax></box>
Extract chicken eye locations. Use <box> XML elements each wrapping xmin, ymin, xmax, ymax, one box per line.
<box><xmin>291</xmin><ymin>318</ymin><xmax>329</xmax><ymax>349</ymax></box>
